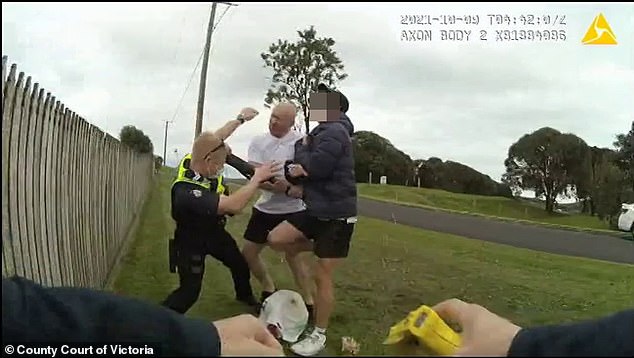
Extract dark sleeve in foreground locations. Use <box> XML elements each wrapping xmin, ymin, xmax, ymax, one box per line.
<box><xmin>507</xmin><ymin>308</ymin><xmax>634</xmax><ymax>357</ymax></box>
<box><xmin>2</xmin><ymin>276</ymin><xmax>221</xmax><ymax>356</ymax></box>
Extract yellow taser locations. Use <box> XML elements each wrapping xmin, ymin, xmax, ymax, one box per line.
<box><xmin>383</xmin><ymin>305</ymin><xmax>461</xmax><ymax>356</ymax></box>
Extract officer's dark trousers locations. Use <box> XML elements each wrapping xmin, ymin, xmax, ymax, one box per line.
<box><xmin>161</xmin><ymin>229</ymin><xmax>253</xmax><ymax>314</ymax></box>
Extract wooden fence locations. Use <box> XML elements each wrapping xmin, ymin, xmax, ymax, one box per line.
<box><xmin>1</xmin><ymin>56</ymin><xmax>155</xmax><ymax>289</ymax></box>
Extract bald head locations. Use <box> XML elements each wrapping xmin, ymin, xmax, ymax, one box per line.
<box><xmin>274</xmin><ymin>102</ymin><xmax>296</xmax><ymax>118</ymax></box>
<box><xmin>269</xmin><ymin>102</ymin><xmax>297</xmax><ymax>137</ymax></box>
<box><xmin>190</xmin><ymin>130</ymin><xmax>227</xmax><ymax>177</ymax></box>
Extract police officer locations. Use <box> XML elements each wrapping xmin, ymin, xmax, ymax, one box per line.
<box><xmin>161</xmin><ymin>107</ymin><xmax>281</xmax><ymax>314</ymax></box>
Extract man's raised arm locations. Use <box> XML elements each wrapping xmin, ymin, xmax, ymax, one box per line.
<box><xmin>214</xmin><ymin>107</ymin><xmax>259</xmax><ymax>140</ymax></box>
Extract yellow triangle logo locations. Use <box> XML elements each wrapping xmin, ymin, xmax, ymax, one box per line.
<box><xmin>582</xmin><ymin>13</ymin><xmax>617</xmax><ymax>45</ymax></box>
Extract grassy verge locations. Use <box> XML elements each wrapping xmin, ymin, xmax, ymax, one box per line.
<box><xmin>358</xmin><ymin>184</ymin><xmax>631</xmax><ymax>239</ymax></box>
<box><xmin>111</xmin><ymin>171</ymin><xmax>634</xmax><ymax>356</ymax></box>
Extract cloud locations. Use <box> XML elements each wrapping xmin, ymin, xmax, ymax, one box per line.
<box><xmin>2</xmin><ymin>2</ymin><xmax>633</xmax><ymax>182</ymax></box>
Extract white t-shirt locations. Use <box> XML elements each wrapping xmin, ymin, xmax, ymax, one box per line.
<box><xmin>248</xmin><ymin>130</ymin><xmax>306</xmax><ymax>215</ymax></box>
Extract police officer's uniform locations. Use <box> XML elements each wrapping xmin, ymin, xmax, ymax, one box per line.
<box><xmin>161</xmin><ymin>154</ymin><xmax>257</xmax><ymax>314</ymax></box>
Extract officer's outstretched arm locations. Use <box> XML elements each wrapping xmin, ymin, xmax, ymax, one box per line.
<box><xmin>217</xmin><ymin>179</ymin><xmax>261</xmax><ymax>215</ymax></box>
<box><xmin>217</xmin><ymin>161</ymin><xmax>279</xmax><ymax>215</ymax></box>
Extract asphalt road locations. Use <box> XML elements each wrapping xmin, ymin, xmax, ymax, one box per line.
<box><xmin>358</xmin><ymin>197</ymin><xmax>634</xmax><ymax>265</ymax></box>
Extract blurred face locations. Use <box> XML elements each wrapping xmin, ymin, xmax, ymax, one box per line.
<box><xmin>269</xmin><ymin>104</ymin><xmax>295</xmax><ymax>138</ymax></box>
<box><xmin>309</xmin><ymin>92</ymin><xmax>341</xmax><ymax>122</ymax></box>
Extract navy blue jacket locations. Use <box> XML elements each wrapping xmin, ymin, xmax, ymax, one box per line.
<box><xmin>508</xmin><ymin>308</ymin><xmax>634</xmax><ymax>356</ymax></box>
<box><xmin>290</xmin><ymin>113</ymin><xmax>357</xmax><ymax>219</ymax></box>
<box><xmin>2</xmin><ymin>276</ymin><xmax>220</xmax><ymax>356</ymax></box>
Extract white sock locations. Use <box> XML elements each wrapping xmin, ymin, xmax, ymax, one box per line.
<box><xmin>314</xmin><ymin>326</ymin><xmax>326</xmax><ymax>335</ymax></box>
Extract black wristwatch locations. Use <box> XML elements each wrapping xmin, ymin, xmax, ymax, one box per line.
<box><xmin>236</xmin><ymin>114</ymin><xmax>246</xmax><ymax>124</ymax></box>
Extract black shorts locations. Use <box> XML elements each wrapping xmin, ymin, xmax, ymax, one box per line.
<box><xmin>286</xmin><ymin>212</ymin><xmax>355</xmax><ymax>259</ymax></box>
<box><xmin>243</xmin><ymin>207</ymin><xmax>306</xmax><ymax>244</ymax></box>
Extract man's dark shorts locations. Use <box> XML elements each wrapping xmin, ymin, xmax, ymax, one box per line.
<box><xmin>286</xmin><ymin>212</ymin><xmax>355</xmax><ymax>259</ymax></box>
<box><xmin>243</xmin><ymin>207</ymin><xmax>306</xmax><ymax>245</ymax></box>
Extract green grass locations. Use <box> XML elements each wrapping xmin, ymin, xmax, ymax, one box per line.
<box><xmin>110</xmin><ymin>171</ymin><xmax>634</xmax><ymax>356</ymax></box>
<box><xmin>358</xmin><ymin>183</ymin><xmax>615</xmax><ymax>233</ymax></box>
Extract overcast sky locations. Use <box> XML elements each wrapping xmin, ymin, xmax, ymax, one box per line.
<box><xmin>2</xmin><ymin>2</ymin><xmax>633</xmax><ymax>182</ymax></box>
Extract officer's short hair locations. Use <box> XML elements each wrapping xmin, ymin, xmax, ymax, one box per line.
<box><xmin>191</xmin><ymin>131</ymin><xmax>227</xmax><ymax>166</ymax></box>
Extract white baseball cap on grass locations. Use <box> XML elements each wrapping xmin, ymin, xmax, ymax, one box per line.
<box><xmin>258</xmin><ymin>290</ymin><xmax>309</xmax><ymax>343</ymax></box>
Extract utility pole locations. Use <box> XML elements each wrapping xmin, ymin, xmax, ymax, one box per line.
<box><xmin>194</xmin><ymin>2</ymin><xmax>237</xmax><ymax>139</ymax></box>
<box><xmin>162</xmin><ymin>120</ymin><xmax>172</xmax><ymax>165</ymax></box>
<box><xmin>194</xmin><ymin>2</ymin><xmax>218</xmax><ymax>138</ymax></box>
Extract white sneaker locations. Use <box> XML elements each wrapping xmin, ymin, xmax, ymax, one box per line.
<box><xmin>290</xmin><ymin>329</ymin><xmax>327</xmax><ymax>356</ymax></box>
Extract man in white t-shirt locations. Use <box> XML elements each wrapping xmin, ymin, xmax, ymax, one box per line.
<box><xmin>242</xmin><ymin>102</ymin><xmax>314</xmax><ymax>318</ymax></box>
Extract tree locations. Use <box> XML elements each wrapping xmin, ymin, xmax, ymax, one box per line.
<box><xmin>577</xmin><ymin>146</ymin><xmax>616</xmax><ymax>214</ymax></box>
<box><xmin>154</xmin><ymin>155</ymin><xmax>163</xmax><ymax>171</ymax></box>
<box><xmin>613</xmin><ymin>120</ymin><xmax>634</xmax><ymax>191</ymax></box>
<box><xmin>261</xmin><ymin>26</ymin><xmax>348</xmax><ymax>133</ymax></box>
<box><xmin>416</xmin><ymin>158</ymin><xmax>512</xmax><ymax>198</ymax></box>
<box><xmin>353</xmin><ymin>131</ymin><xmax>414</xmax><ymax>185</ymax></box>
<box><xmin>566</xmin><ymin>123</ymin><xmax>633</xmax><ymax>222</ymax></box>
<box><xmin>354</xmin><ymin>131</ymin><xmax>512</xmax><ymax>197</ymax></box>
<box><xmin>582</xmin><ymin>123</ymin><xmax>634</xmax><ymax>225</ymax></box>
<box><xmin>591</xmin><ymin>159</ymin><xmax>629</xmax><ymax>224</ymax></box>
<box><xmin>417</xmin><ymin>158</ymin><xmax>441</xmax><ymax>188</ymax></box>
<box><xmin>502</xmin><ymin>127</ymin><xmax>590</xmax><ymax>213</ymax></box>
<box><xmin>119</xmin><ymin>125</ymin><xmax>153</xmax><ymax>154</ymax></box>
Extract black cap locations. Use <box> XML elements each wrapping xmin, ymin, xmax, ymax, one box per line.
<box><xmin>316</xmin><ymin>83</ymin><xmax>349</xmax><ymax>113</ymax></box>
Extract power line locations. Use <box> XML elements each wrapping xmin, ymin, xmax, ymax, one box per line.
<box><xmin>164</xmin><ymin>2</ymin><xmax>235</xmax><ymax>161</ymax></box>
<box><xmin>170</xmin><ymin>13</ymin><xmax>188</xmax><ymax>66</ymax></box>
<box><xmin>169</xmin><ymin>51</ymin><xmax>204</xmax><ymax>124</ymax></box>
<box><xmin>169</xmin><ymin>3</ymin><xmax>232</xmax><ymax>125</ymax></box>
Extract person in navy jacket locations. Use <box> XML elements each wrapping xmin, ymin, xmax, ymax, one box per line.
<box><xmin>266</xmin><ymin>83</ymin><xmax>357</xmax><ymax>356</ymax></box>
